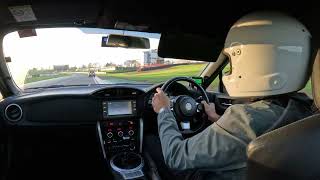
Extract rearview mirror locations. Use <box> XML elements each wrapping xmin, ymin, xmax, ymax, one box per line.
<box><xmin>101</xmin><ymin>34</ymin><xmax>150</xmax><ymax>49</ymax></box>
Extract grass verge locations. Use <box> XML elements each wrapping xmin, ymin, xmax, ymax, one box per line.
<box><xmin>98</xmin><ymin>64</ymin><xmax>207</xmax><ymax>84</ymax></box>
<box><xmin>24</xmin><ymin>73</ymin><xmax>70</xmax><ymax>84</ymax></box>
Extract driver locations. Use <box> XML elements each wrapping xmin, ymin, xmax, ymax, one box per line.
<box><xmin>150</xmin><ymin>12</ymin><xmax>314</xmax><ymax>179</ymax></box>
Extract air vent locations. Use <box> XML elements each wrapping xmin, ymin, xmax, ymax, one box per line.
<box><xmin>5</xmin><ymin>104</ymin><xmax>23</xmax><ymax>122</ymax></box>
<box><xmin>93</xmin><ymin>88</ymin><xmax>141</xmax><ymax>98</ymax></box>
<box><xmin>94</xmin><ymin>89</ymin><xmax>117</xmax><ymax>97</ymax></box>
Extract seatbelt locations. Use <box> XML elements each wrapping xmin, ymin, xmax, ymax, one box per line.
<box><xmin>265</xmin><ymin>93</ymin><xmax>313</xmax><ymax>133</ymax></box>
<box><xmin>143</xmin><ymin>152</ymin><xmax>162</xmax><ymax>180</ymax></box>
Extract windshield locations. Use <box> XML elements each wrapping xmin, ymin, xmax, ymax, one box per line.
<box><xmin>3</xmin><ymin>28</ymin><xmax>208</xmax><ymax>90</ymax></box>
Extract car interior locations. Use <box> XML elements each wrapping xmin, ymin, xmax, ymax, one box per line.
<box><xmin>0</xmin><ymin>1</ymin><xmax>319</xmax><ymax>180</ymax></box>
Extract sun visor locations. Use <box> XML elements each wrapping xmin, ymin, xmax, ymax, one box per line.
<box><xmin>158</xmin><ymin>33</ymin><xmax>222</xmax><ymax>61</ymax></box>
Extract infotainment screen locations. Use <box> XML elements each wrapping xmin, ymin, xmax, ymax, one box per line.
<box><xmin>107</xmin><ymin>101</ymin><xmax>133</xmax><ymax>116</ymax></box>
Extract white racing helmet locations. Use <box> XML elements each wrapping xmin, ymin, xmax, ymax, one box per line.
<box><xmin>222</xmin><ymin>12</ymin><xmax>312</xmax><ymax>97</ymax></box>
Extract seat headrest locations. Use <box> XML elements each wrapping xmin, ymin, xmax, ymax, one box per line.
<box><xmin>312</xmin><ymin>49</ymin><xmax>320</xmax><ymax>109</ymax></box>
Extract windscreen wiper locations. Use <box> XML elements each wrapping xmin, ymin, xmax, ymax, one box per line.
<box><xmin>24</xmin><ymin>83</ymin><xmax>152</xmax><ymax>90</ymax></box>
<box><xmin>24</xmin><ymin>84</ymin><xmax>90</xmax><ymax>90</ymax></box>
<box><xmin>111</xmin><ymin>83</ymin><xmax>153</xmax><ymax>85</ymax></box>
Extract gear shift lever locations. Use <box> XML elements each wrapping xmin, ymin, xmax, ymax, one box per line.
<box><xmin>110</xmin><ymin>152</ymin><xmax>144</xmax><ymax>179</ymax></box>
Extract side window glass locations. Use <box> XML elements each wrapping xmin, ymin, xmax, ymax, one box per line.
<box><xmin>300</xmin><ymin>79</ymin><xmax>312</xmax><ymax>98</ymax></box>
<box><xmin>207</xmin><ymin>63</ymin><xmax>230</xmax><ymax>91</ymax></box>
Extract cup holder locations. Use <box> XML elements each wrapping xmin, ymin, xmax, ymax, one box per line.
<box><xmin>110</xmin><ymin>152</ymin><xmax>144</xmax><ymax>179</ymax></box>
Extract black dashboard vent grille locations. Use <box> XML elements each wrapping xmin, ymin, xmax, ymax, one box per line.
<box><xmin>5</xmin><ymin>104</ymin><xmax>23</xmax><ymax>122</ymax></box>
<box><xmin>93</xmin><ymin>88</ymin><xmax>141</xmax><ymax>98</ymax></box>
<box><xmin>94</xmin><ymin>89</ymin><xmax>118</xmax><ymax>97</ymax></box>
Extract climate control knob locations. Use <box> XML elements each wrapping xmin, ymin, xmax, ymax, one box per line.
<box><xmin>118</xmin><ymin>131</ymin><xmax>123</xmax><ymax>137</ymax></box>
<box><xmin>129</xmin><ymin>143</ymin><xmax>136</xmax><ymax>151</ymax></box>
<box><xmin>128</xmin><ymin>130</ymin><xmax>134</xmax><ymax>136</ymax></box>
<box><xmin>107</xmin><ymin>132</ymin><xmax>113</xmax><ymax>138</ymax></box>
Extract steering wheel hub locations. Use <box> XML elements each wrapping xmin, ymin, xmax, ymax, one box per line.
<box><xmin>176</xmin><ymin>96</ymin><xmax>197</xmax><ymax>117</ymax></box>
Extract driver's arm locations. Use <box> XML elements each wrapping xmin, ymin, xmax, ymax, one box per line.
<box><xmin>157</xmin><ymin>106</ymin><xmax>250</xmax><ymax>171</ymax></box>
<box><xmin>152</xmin><ymin>88</ymin><xmax>270</xmax><ymax>171</ymax></box>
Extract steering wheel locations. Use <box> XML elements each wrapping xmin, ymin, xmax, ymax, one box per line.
<box><xmin>161</xmin><ymin>77</ymin><xmax>210</xmax><ymax>135</ymax></box>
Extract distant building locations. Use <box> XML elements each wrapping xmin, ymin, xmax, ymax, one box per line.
<box><xmin>100</xmin><ymin>66</ymin><xmax>116</xmax><ymax>71</ymax></box>
<box><xmin>124</xmin><ymin>60</ymin><xmax>141</xmax><ymax>67</ymax></box>
<box><xmin>53</xmin><ymin>65</ymin><xmax>69</xmax><ymax>71</ymax></box>
<box><xmin>164</xmin><ymin>58</ymin><xmax>200</xmax><ymax>64</ymax></box>
<box><xmin>143</xmin><ymin>49</ymin><xmax>164</xmax><ymax>65</ymax></box>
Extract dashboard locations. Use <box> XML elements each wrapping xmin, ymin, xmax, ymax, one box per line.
<box><xmin>0</xmin><ymin>84</ymin><xmax>159</xmax><ymax>158</ymax></box>
<box><xmin>0</xmin><ymin>82</ymin><xmax>245</xmax><ymax>180</ymax></box>
<box><xmin>0</xmin><ymin>83</ymin><xmax>222</xmax><ymax>158</ymax></box>
<box><xmin>0</xmin><ymin>84</ymin><xmax>162</xmax><ymax>179</ymax></box>
<box><xmin>0</xmin><ymin>83</ymin><xmax>194</xmax><ymax>126</ymax></box>
<box><xmin>0</xmin><ymin>83</ymin><xmax>233</xmax><ymax>179</ymax></box>
<box><xmin>0</xmin><ymin>85</ymin><xmax>147</xmax><ymax>126</ymax></box>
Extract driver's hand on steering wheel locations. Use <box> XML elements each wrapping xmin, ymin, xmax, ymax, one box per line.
<box><xmin>152</xmin><ymin>88</ymin><xmax>170</xmax><ymax>113</ymax></box>
<box><xmin>201</xmin><ymin>101</ymin><xmax>221</xmax><ymax>122</ymax></box>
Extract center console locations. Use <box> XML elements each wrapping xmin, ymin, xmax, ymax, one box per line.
<box><xmin>100</xmin><ymin>100</ymin><xmax>141</xmax><ymax>154</ymax></box>
<box><xmin>96</xmin><ymin>88</ymin><xmax>146</xmax><ymax>180</ymax></box>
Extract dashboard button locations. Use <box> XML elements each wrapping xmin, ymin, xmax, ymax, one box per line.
<box><xmin>128</xmin><ymin>130</ymin><xmax>134</xmax><ymax>136</ymax></box>
<box><xmin>118</xmin><ymin>131</ymin><xmax>124</xmax><ymax>137</ymax></box>
<box><xmin>107</xmin><ymin>132</ymin><xmax>113</xmax><ymax>138</ymax></box>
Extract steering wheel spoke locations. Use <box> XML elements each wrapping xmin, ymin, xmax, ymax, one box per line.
<box><xmin>169</xmin><ymin>96</ymin><xmax>178</xmax><ymax>108</ymax></box>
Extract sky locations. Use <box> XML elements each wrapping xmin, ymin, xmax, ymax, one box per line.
<box><xmin>2</xmin><ymin>28</ymin><xmax>161</xmax><ymax>86</ymax></box>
